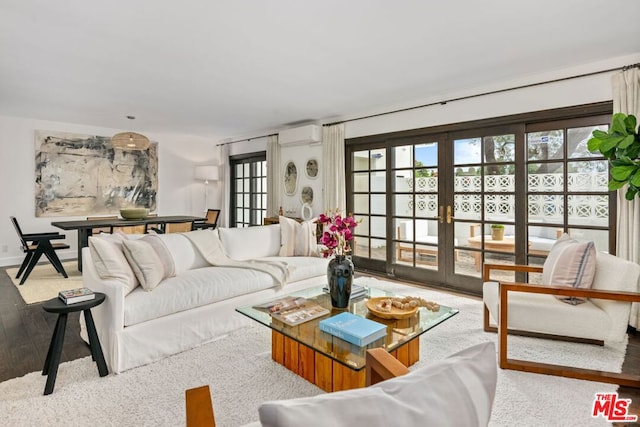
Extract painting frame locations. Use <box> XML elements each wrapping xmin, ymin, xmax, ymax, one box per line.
<box><xmin>35</xmin><ymin>130</ymin><xmax>158</xmax><ymax>217</ymax></box>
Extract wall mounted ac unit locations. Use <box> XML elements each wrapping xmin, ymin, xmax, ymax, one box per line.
<box><xmin>279</xmin><ymin>124</ymin><xmax>321</xmax><ymax>146</ymax></box>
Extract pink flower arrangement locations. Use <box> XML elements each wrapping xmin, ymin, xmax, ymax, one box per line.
<box><xmin>317</xmin><ymin>211</ymin><xmax>359</xmax><ymax>258</ymax></box>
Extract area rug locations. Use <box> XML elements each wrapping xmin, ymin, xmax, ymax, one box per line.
<box><xmin>0</xmin><ymin>277</ymin><xmax>626</xmax><ymax>426</ymax></box>
<box><xmin>4</xmin><ymin>261</ymin><xmax>82</xmax><ymax>304</ymax></box>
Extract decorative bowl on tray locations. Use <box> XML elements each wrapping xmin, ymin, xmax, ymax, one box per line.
<box><xmin>119</xmin><ymin>208</ymin><xmax>149</xmax><ymax>220</ymax></box>
<box><xmin>366</xmin><ymin>296</ymin><xmax>440</xmax><ymax>320</ymax></box>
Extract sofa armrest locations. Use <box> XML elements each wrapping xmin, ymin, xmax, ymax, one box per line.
<box><xmin>365</xmin><ymin>348</ymin><xmax>410</xmax><ymax>386</ymax></box>
<box><xmin>483</xmin><ymin>263</ymin><xmax>543</xmax><ymax>282</ymax></box>
<box><xmin>499</xmin><ymin>282</ymin><xmax>640</xmax><ymax>302</ymax></box>
<box><xmin>81</xmin><ymin>246</ymin><xmax>126</xmax><ymax>332</ymax></box>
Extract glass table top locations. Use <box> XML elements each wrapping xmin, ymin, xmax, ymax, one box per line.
<box><xmin>236</xmin><ymin>285</ymin><xmax>458</xmax><ymax>370</ymax></box>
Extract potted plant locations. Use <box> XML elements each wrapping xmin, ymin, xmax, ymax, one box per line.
<box><xmin>491</xmin><ymin>224</ymin><xmax>505</xmax><ymax>241</ymax></box>
<box><xmin>587</xmin><ymin>113</ymin><xmax>640</xmax><ymax>200</ymax></box>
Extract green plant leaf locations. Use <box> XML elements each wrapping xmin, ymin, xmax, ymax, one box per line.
<box><xmin>609</xmin><ymin>180</ymin><xmax>626</xmax><ymax>191</ymax></box>
<box><xmin>626</xmin><ymin>144</ymin><xmax>640</xmax><ymax>159</ymax></box>
<box><xmin>611</xmin><ymin>113</ymin><xmax>629</xmax><ymax>135</ymax></box>
<box><xmin>592</xmin><ymin>129</ymin><xmax>610</xmax><ymax>139</ymax></box>
<box><xmin>618</xmin><ymin>134</ymin><xmax>636</xmax><ymax>149</ymax></box>
<box><xmin>599</xmin><ymin>135</ymin><xmax>625</xmax><ymax>152</ymax></box>
<box><xmin>630</xmin><ymin>172</ymin><xmax>640</xmax><ymax>187</ymax></box>
<box><xmin>611</xmin><ymin>157</ymin><xmax>634</xmax><ymax>166</ymax></box>
<box><xmin>587</xmin><ymin>137</ymin><xmax>601</xmax><ymax>152</ymax></box>
<box><xmin>625</xmin><ymin>186</ymin><xmax>637</xmax><ymax>200</ymax></box>
<box><xmin>611</xmin><ymin>165</ymin><xmax>636</xmax><ymax>181</ymax></box>
<box><xmin>624</xmin><ymin>115</ymin><xmax>637</xmax><ymax>133</ymax></box>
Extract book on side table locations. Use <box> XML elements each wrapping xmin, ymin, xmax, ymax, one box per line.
<box><xmin>58</xmin><ymin>287</ymin><xmax>95</xmax><ymax>305</ymax></box>
<box><xmin>256</xmin><ymin>296</ymin><xmax>330</xmax><ymax>327</ymax></box>
<box><xmin>319</xmin><ymin>312</ymin><xmax>387</xmax><ymax>346</ymax></box>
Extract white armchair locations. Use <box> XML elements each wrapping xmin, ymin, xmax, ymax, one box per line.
<box><xmin>483</xmin><ymin>252</ymin><xmax>640</xmax><ymax>386</ymax></box>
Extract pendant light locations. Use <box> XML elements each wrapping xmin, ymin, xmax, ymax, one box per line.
<box><xmin>111</xmin><ymin>132</ymin><xmax>150</xmax><ymax>151</ymax></box>
<box><xmin>112</xmin><ymin>116</ymin><xmax>150</xmax><ymax>150</ymax></box>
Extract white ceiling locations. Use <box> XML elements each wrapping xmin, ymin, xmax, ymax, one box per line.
<box><xmin>1</xmin><ymin>0</ymin><xmax>639</xmax><ymax>141</ymax></box>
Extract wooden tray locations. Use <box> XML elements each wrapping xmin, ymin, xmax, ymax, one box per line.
<box><xmin>366</xmin><ymin>297</ymin><xmax>419</xmax><ymax>319</ymax></box>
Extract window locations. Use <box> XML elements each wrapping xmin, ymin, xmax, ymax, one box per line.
<box><xmin>230</xmin><ymin>153</ymin><xmax>267</xmax><ymax>227</ymax></box>
<box><xmin>526</xmin><ymin>119</ymin><xmax>611</xmax><ymax>258</ymax></box>
<box><xmin>346</xmin><ymin>102</ymin><xmax>614</xmax><ymax>294</ymax></box>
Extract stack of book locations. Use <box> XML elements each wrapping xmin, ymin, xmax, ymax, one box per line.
<box><xmin>58</xmin><ymin>287</ymin><xmax>95</xmax><ymax>305</ymax></box>
<box><xmin>319</xmin><ymin>312</ymin><xmax>387</xmax><ymax>346</ymax></box>
<box><xmin>322</xmin><ymin>284</ymin><xmax>367</xmax><ymax>300</ymax></box>
<box><xmin>260</xmin><ymin>296</ymin><xmax>330</xmax><ymax>326</ymax></box>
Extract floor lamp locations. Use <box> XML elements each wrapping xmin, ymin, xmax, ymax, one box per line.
<box><xmin>195</xmin><ymin>166</ymin><xmax>219</xmax><ymax>213</ymax></box>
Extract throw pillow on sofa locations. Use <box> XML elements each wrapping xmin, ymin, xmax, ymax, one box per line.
<box><xmin>88</xmin><ymin>232</ymin><xmax>138</xmax><ymax>295</ymax></box>
<box><xmin>542</xmin><ymin>233</ymin><xmax>596</xmax><ymax>305</ymax></box>
<box><xmin>278</xmin><ymin>216</ymin><xmax>319</xmax><ymax>257</ymax></box>
<box><xmin>122</xmin><ymin>236</ymin><xmax>176</xmax><ymax>291</ymax></box>
<box><xmin>258</xmin><ymin>342</ymin><xmax>497</xmax><ymax>427</ymax></box>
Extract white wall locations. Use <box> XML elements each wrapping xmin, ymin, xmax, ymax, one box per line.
<box><xmin>229</xmin><ymin>137</ymin><xmax>324</xmax><ymax>219</ymax></box>
<box><xmin>344</xmin><ymin>54</ymin><xmax>640</xmax><ymax>139</ymax></box>
<box><xmin>0</xmin><ymin>115</ymin><xmax>217</xmax><ymax>267</ymax></box>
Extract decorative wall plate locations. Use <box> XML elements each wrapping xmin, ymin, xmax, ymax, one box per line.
<box><xmin>300</xmin><ymin>186</ymin><xmax>313</xmax><ymax>205</ymax></box>
<box><xmin>283</xmin><ymin>161</ymin><xmax>298</xmax><ymax>196</ymax></box>
<box><xmin>305</xmin><ymin>158</ymin><xmax>319</xmax><ymax>179</ymax></box>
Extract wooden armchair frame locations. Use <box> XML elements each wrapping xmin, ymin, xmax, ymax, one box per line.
<box><xmin>185</xmin><ymin>348</ymin><xmax>410</xmax><ymax>426</ymax></box>
<box><xmin>484</xmin><ymin>263</ymin><xmax>640</xmax><ymax>387</ymax></box>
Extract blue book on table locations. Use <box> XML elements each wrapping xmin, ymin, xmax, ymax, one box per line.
<box><xmin>319</xmin><ymin>312</ymin><xmax>387</xmax><ymax>346</ymax></box>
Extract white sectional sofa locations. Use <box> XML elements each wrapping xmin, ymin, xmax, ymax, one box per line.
<box><xmin>82</xmin><ymin>225</ymin><xmax>329</xmax><ymax>373</ymax></box>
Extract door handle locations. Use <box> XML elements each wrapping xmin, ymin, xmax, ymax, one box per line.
<box><xmin>446</xmin><ymin>206</ymin><xmax>454</xmax><ymax>224</ymax></box>
<box><xmin>438</xmin><ymin>206</ymin><xmax>444</xmax><ymax>224</ymax></box>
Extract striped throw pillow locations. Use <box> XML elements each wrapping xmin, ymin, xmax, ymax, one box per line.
<box><xmin>542</xmin><ymin>233</ymin><xmax>596</xmax><ymax>305</ymax></box>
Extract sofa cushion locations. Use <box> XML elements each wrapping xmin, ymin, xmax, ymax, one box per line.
<box><xmin>88</xmin><ymin>233</ymin><xmax>138</xmax><ymax>295</ymax></box>
<box><xmin>542</xmin><ymin>233</ymin><xmax>596</xmax><ymax>305</ymax></box>
<box><xmin>123</xmin><ymin>266</ymin><xmax>277</xmax><ymax>326</ymax></box>
<box><xmin>219</xmin><ymin>225</ymin><xmax>281</xmax><ymax>260</ymax></box>
<box><xmin>258</xmin><ymin>342</ymin><xmax>497</xmax><ymax>427</ymax></box>
<box><xmin>278</xmin><ymin>216</ymin><xmax>319</xmax><ymax>257</ymax></box>
<box><xmin>259</xmin><ymin>256</ymin><xmax>328</xmax><ymax>283</ymax></box>
<box><xmin>483</xmin><ymin>280</ymin><xmax>610</xmax><ymax>341</ymax></box>
<box><xmin>122</xmin><ymin>239</ymin><xmax>168</xmax><ymax>291</ymax></box>
<box><xmin>152</xmin><ymin>233</ymin><xmax>209</xmax><ymax>274</ymax></box>
<box><xmin>141</xmin><ymin>234</ymin><xmax>176</xmax><ymax>278</ymax></box>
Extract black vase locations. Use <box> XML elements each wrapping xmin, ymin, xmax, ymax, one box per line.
<box><xmin>327</xmin><ymin>255</ymin><xmax>354</xmax><ymax>308</ymax></box>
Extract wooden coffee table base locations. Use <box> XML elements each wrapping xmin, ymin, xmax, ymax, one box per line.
<box><xmin>271</xmin><ymin>330</ymin><xmax>419</xmax><ymax>392</ymax></box>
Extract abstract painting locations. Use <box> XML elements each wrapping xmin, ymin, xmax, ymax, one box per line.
<box><xmin>35</xmin><ymin>130</ymin><xmax>158</xmax><ymax>217</ymax></box>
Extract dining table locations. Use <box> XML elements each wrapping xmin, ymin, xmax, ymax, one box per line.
<box><xmin>51</xmin><ymin>215</ymin><xmax>206</xmax><ymax>271</ymax></box>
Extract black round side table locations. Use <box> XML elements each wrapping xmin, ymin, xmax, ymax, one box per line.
<box><xmin>42</xmin><ymin>292</ymin><xmax>108</xmax><ymax>395</ymax></box>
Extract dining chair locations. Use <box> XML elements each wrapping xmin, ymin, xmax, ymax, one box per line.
<box><xmin>165</xmin><ymin>222</ymin><xmax>194</xmax><ymax>233</ymax></box>
<box><xmin>10</xmin><ymin>216</ymin><xmax>70</xmax><ymax>285</ymax></box>
<box><xmin>192</xmin><ymin>209</ymin><xmax>220</xmax><ymax>231</ymax></box>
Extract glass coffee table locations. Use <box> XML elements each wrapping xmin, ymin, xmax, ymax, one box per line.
<box><xmin>236</xmin><ymin>285</ymin><xmax>458</xmax><ymax>392</ymax></box>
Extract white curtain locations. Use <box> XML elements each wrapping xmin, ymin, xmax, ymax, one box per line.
<box><xmin>322</xmin><ymin>123</ymin><xmax>346</xmax><ymax>214</ymax></box>
<box><xmin>613</xmin><ymin>67</ymin><xmax>640</xmax><ymax>328</ymax></box>
<box><xmin>266</xmin><ymin>135</ymin><xmax>281</xmax><ymax>217</ymax></box>
<box><xmin>219</xmin><ymin>143</ymin><xmax>231</xmax><ymax>228</ymax></box>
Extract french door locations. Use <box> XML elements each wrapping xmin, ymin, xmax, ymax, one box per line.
<box><xmin>348</xmin><ymin>105</ymin><xmax>614</xmax><ymax>295</ymax></box>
